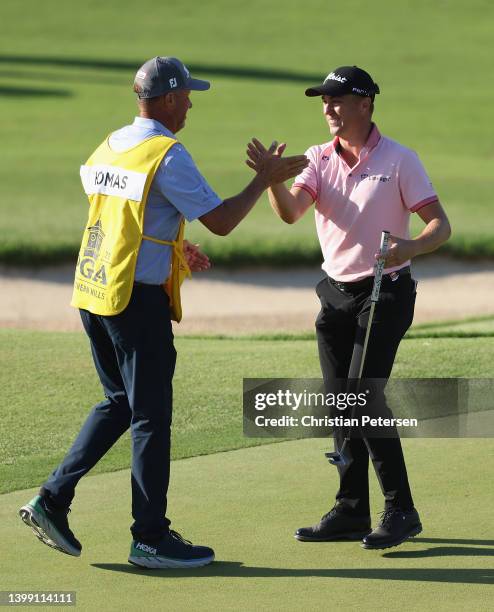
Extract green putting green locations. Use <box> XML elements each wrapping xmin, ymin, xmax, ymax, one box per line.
<box><xmin>3</xmin><ymin>438</ymin><xmax>493</xmax><ymax>610</ymax></box>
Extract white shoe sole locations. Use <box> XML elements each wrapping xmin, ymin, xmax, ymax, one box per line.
<box><xmin>128</xmin><ymin>553</ymin><xmax>215</xmax><ymax>569</ymax></box>
<box><xmin>19</xmin><ymin>504</ymin><xmax>81</xmax><ymax>557</ymax></box>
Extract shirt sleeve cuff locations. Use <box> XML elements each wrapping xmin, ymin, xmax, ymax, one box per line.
<box><xmin>292</xmin><ymin>183</ymin><xmax>317</xmax><ymax>201</ymax></box>
<box><xmin>183</xmin><ymin>195</ymin><xmax>222</xmax><ymax>222</ymax></box>
<box><xmin>410</xmin><ymin>196</ymin><xmax>439</xmax><ymax>213</ymax></box>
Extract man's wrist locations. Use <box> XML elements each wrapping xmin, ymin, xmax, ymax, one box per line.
<box><xmin>252</xmin><ymin>172</ymin><xmax>270</xmax><ymax>191</ymax></box>
<box><xmin>409</xmin><ymin>238</ymin><xmax>423</xmax><ymax>259</ymax></box>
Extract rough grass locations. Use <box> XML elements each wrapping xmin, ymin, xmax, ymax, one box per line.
<box><xmin>0</xmin><ymin>0</ymin><xmax>493</xmax><ymax>264</ymax></box>
<box><xmin>1</xmin><ymin>329</ymin><xmax>493</xmax><ymax>494</ymax></box>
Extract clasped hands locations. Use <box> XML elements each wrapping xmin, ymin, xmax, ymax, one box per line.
<box><xmin>186</xmin><ymin>138</ymin><xmax>308</xmax><ymax>271</ymax></box>
<box><xmin>245</xmin><ymin>138</ymin><xmax>308</xmax><ymax>187</ymax></box>
<box><xmin>183</xmin><ymin>240</ymin><xmax>210</xmax><ymax>272</ymax></box>
<box><xmin>247</xmin><ymin>138</ymin><xmax>414</xmax><ymax>266</ymax></box>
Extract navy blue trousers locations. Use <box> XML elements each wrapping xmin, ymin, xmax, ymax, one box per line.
<box><xmin>41</xmin><ymin>284</ymin><xmax>176</xmax><ymax>542</ymax></box>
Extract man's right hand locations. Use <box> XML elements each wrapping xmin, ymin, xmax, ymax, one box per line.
<box><xmin>246</xmin><ymin>138</ymin><xmax>309</xmax><ymax>187</ymax></box>
<box><xmin>199</xmin><ymin>138</ymin><xmax>309</xmax><ymax>236</ymax></box>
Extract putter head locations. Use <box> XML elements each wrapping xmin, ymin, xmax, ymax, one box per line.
<box><xmin>325</xmin><ymin>451</ymin><xmax>348</xmax><ymax>467</ymax></box>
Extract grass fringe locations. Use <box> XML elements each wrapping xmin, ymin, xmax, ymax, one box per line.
<box><xmin>2</xmin><ymin>236</ymin><xmax>494</xmax><ymax>267</ymax></box>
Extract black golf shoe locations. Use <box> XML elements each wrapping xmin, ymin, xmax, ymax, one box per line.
<box><xmin>295</xmin><ymin>505</ymin><xmax>371</xmax><ymax>542</ymax></box>
<box><xmin>361</xmin><ymin>507</ymin><xmax>422</xmax><ymax>550</ymax></box>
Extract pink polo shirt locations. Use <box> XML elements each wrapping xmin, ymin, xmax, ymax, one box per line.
<box><xmin>293</xmin><ymin>124</ymin><xmax>438</xmax><ymax>281</ymax></box>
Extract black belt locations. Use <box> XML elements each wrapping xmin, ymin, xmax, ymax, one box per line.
<box><xmin>328</xmin><ymin>266</ymin><xmax>410</xmax><ymax>293</ymax></box>
<box><xmin>133</xmin><ymin>281</ymin><xmax>161</xmax><ymax>287</ymax></box>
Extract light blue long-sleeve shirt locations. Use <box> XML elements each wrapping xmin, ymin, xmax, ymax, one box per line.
<box><xmin>107</xmin><ymin>117</ymin><xmax>221</xmax><ymax>284</ymax></box>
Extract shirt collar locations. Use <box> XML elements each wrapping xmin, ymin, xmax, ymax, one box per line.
<box><xmin>132</xmin><ymin>116</ymin><xmax>176</xmax><ymax>138</ymax></box>
<box><xmin>360</xmin><ymin>123</ymin><xmax>381</xmax><ymax>156</ymax></box>
<box><xmin>327</xmin><ymin>123</ymin><xmax>381</xmax><ymax>158</ymax></box>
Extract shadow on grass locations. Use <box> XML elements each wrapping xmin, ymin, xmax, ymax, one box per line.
<box><xmin>0</xmin><ymin>54</ymin><xmax>321</xmax><ymax>84</ymax></box>
<box><xmin>383</xmin><ymin>537</ymin><xmax>494</xmax><ymax>559</ymax></box>
<box><xmin>414</xmin><ymin>537</ymin><xmax>494</xmax><ymax>546</ymax></box>
<box><xmin>0</xmin><ymin>68</ymin><xmax>126</xmax><ymax>86</ymax></box>
<box><xmin>383</xmin><ymin>546</ymin><xmax>494</xmax><ymax>559</ymax></box>
<box><xmin>91</xmin><ymin>562</ymin><xmax>493</xmax><ymax>584</ymax></box>
<box><xmin>0</xmin><ymin>85</ymin><xmax>71</xmax><ymax>97</ymax></box>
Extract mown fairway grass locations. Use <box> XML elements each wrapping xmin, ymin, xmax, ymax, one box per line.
<box><xmin>0</xmin><ymin>0</ymin><xmax>493</xmax><ymax>264</ymax></box>
<box><xmin>1</xmin><ymin>328</ymin><xmax>493</xmax><ymax>495</ymax></box>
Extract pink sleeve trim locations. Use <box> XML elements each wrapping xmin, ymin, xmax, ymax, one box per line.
<box><xmin>410</xmin><ymin>196</ymin><xmax>439</xmax><ymax>213</ymax></box>
<box><xmin>293</xmin><ymin>183</ymin><xmax>317</xmax><ymax>201</ymax></box>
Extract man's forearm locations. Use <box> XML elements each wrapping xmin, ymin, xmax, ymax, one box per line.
<box><xmin>212</xmin><ymin>174</ymin><xmax>268</xmax><ymax>235</ymax></box>
<box><xmin>200</xmin><ymin>147</ymin><xmax>309</xmax><ymax>235</ymax></box>
<box><xmin>268</xmin><ymin>184</ymin><xmax>303</xmax><ymax>224</ymax></box>
<box><xmin>411</xmin><ymin>217</ymin><xmax>451</xmax><ymax>257</ymax></box>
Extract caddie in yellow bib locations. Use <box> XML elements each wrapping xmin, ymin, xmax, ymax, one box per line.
<box><xmin>71</xmin><ymin>134</ymin><xmax>190</xmax><ymax>321</ymax></box>
<box><xmin>18</xmin><ymin>55</ymin><xmax>307</xmax><ymax>567</ymax></box>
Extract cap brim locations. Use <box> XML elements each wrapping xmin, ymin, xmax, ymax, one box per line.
<box><xmin>187</xmin><ymin>77</ymin><xmax>210</xmax><ymax>91</ymax></box>
<box><xmin>305</xmin><ymin>82</ymin><xmax>348</xmax><ymax>97</ymax></box>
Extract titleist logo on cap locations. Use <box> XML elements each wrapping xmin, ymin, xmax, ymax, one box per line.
<box><xmin>324</xmin><ymin>72</ymin><xmax>347</xmax><ymax>84</ymax></box>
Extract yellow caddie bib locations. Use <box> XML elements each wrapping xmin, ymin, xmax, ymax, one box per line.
<box><xmin>71</xmin><ymin>134</ymin><xmax>191</xmax><ymax>321</ymax></box>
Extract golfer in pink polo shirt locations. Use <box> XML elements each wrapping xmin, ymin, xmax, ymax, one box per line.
<box><xmin>247</xmin><ymin>66</ymin><xmax>451</xmax><ymax>550</ymax></box>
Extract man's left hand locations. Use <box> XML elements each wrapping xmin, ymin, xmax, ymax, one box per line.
<box><xmin>246</xmin><ymin>138</ymin><xmax>308</xmax><ymax>186</ymax></box>
<box><xmin>184</xmin><ymin>240</ymin><xmax>211</xmax><ymax>272</ymax></box>
<box><xmin>375</xmin><ymin>234</ymin><xmax>416</xmax><ymax>267</ymax></box>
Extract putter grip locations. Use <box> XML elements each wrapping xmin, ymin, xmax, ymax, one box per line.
<box><xmin>371</xmin><ymin>230</ymin><xmax>390</xmax><ymax>302</ymax></box>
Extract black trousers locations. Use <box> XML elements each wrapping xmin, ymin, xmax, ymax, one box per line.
<box><xmin>315</xmin><ymin>271</ymin><xmax>417</xmax><ymax>516</ymax></box>
<box><xmin>41</xmin><ymin>284</ymin><xmax>176</xmax><ymax>542</ymax></box>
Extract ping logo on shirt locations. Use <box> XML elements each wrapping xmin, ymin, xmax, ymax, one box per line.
<box><xmin>80</xmin><ymin>164</ymin><xmax>147</xmax><ymax>201</ymax></box>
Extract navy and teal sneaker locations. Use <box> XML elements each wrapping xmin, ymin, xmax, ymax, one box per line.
<box><xmin>129</xmin><ymin>530</ymin><xmax>214</xmax><ymax>569</ymax></box>
<box><xmin>19</xmin><ymin>495</ymin><xmax>82</xmax><ymax>557</ymax></box>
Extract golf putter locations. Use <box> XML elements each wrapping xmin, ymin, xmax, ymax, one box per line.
<box><xmin>325</xmin><ymin>230</ymin><xmax>390</xmax><ymax>467</ymax></box>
